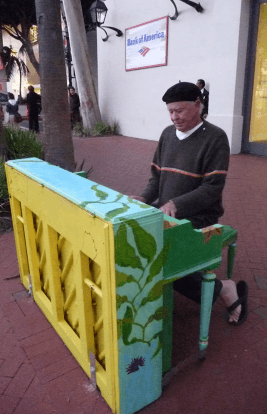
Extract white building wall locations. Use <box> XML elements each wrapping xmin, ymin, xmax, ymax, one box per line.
<box><xmin>97</xmin><ymin>0</ymin><xmax>250</xmax><ymax>153</ymax></box>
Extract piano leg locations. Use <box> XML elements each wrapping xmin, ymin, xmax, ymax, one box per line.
<box><xmin>199</xmin><ymin>271</ymin><xmax>216</xmax><ymax>355</ymax></box>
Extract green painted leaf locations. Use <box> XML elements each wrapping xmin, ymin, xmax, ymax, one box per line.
<box><xmin>126</xmin><ymin>219</ymin><xmax>157</xmax><ymax>263</ymax></box>
<box><xmin>141</xmin><ymin>280</ymin><xmax>166</xmax><ymax>307</ymax></box>
<box><xmin>116</xmin><ymin>271</ymin><xmax>129</xmax><ymax>287</ymax></box>
<box><xmin>116</xmin><ymin>294</ymin><xmax>128</xmax><ymax>310</ymax></box>
<box><xmin>128</xmin><ymin>337</ymin><xmax>147</xmax><ymax>345</ymax></box>
<box><xmin>122</xmin><ymin>306</ymin><xmax>134</xmax><ymax>345</ymax></box>
<box><xmin>79</xmin><ymin>201</ymin><xmax>90</xmax><ymax>208</ymax></box>
<box><xmin>117</xmin><ymin>319</ymin><xmax>122</xmax><ymax>339</ymax></box>
<box><xmin>153</xmin><ymin>306</ymin><xmax>170</xmax><ymax>321</ymax></box>
<box><xmin>146</xmin><ymin>240</ymin><xmax>171</xmax><ymax>284</ymax></box>
<box><xmin>116</xmin><ymin>271</ymin><xmax>136</xmax><ymax>287</ymax></box>
<box><xmin>105</xmin><ymin>204</ymin><xmax>129</xmax><ymax>220</ymax></box>
<box><xmin>152</xmin><ymin>331</ymin><xmax>163</xmax><ymax>359</ymax></box>
<box><xmin>91</xmin><ymin>184</ymin><xmax>108</xmax><ymax>201</ymax></box>
<box><xmin>126</xmin><ymin>197</ymin><xmax>151</xmax><ymax>209</ymax></box>
<box><xmin>114</xmin><ymin>194</ymin><xmax>124</xmax><ymax>202</ymax></box>
<box><xmin>114</xmin><ymin>224</ymin><xmax>143</xmax><ymax>270</ymax></box>
<box><xmin>145</xmin><ymin>315</ymin><xmax>155</xmax><ymax>326</ymax></box>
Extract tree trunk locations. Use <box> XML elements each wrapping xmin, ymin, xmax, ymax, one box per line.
<box><xmin>35</xmin><ymin>0</ymin><xmax>76</xmax><ymax>172</ymax></box>
<box><xmin>22</xmin><ymin>37</ymin><xmax>40</xmax><ymax>75</ymax></box>
<box><xmin>62</xmin><ymin>0</ymin><xmax>101</xmax><ymax>130</ymax></box>
<box><xmin>0</xmin><ymin>30</ymin><xmax>7</xmax><ymax>158</ymax></box>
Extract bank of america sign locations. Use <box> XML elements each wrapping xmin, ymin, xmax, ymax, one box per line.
<box><xmin>126</xmin><ymin>16</ymin><xmax>168</xmax><ymax>71</ymax></box>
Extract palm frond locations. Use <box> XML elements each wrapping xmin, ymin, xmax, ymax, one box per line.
<box><xmin>0</xmin><ymin>46</ymin><xmax>29</xmax><ymax>81</ymax></box>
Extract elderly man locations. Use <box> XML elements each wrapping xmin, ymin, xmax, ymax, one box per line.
<box><xmin>132</xmin><ymin>82</ymin><xmax>247</xmax><ymax>325</ymax></box>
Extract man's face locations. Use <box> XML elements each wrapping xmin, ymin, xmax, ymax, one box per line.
<box><xmin>167</xmin><ymin>101</ymin><xmax>201</xmax><ymax>132</ymax></box>
<box><xmin>196</xmin><ymin>81</ymin><xmax>203</xmax><ymax>90</ymax></box>
<box><xmin>69</xmin><ymin>88</ymin><xmax>75</xmax><ymax>95</ymax></box>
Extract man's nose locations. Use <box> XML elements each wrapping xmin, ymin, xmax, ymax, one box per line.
<box><xmin>171</xmin><ymin>112</ymin><xmax>179</xmax><ymax>121</ymax></box>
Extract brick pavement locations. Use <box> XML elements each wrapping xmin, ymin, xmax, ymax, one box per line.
<box><xmin>1</xmin><ymin>136</ymin><xmax>267</xmax><ymax>413</ymax></box>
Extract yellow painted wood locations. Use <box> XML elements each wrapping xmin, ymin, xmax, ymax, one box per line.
<box><xmin>5</xmin><ymin>165</ymin><xmax>119</xmax><ymax>413</ymax></box>
<box><xmin>8</xmin><ymin>194</ymin><xmax>29</xmax><ymax>289</ymax></box>
<box><xmin>249</xmin><ymin>2</ymin><xmax>267</xmax><ymax>142</ymax></box>
<box><xmin>44</xmin><ymin>224</ymin><xmax>65</xmax><ymax>322</ymax></box>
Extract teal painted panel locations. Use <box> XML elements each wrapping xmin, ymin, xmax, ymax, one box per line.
<box><xmin>6</xmin><ymin>158</ymin><xmax>157</xmax><ymax>222</ymax></box>
<box><xmin>113</xmin><ymin>214</ymin><xmax>165</xmax><ymax>414</ymax></box>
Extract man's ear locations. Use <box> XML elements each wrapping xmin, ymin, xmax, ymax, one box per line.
<box><xmin>195</xmin><ymin>97</ymin><xmax>201</xmax><ymax>107</ymax></box>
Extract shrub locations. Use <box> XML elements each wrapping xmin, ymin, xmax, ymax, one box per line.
<box><xmin>0</xmin><ymin>158</ymin><xmax>8</xmax><ymax>200</ymax></box>
<box><xmin>4</xmin><ymin>125</ymin><xmax>43</xmax><ymax>160</ymax></box>
<box><xmin>0</xmin><ymin>126</ymin><xmax>43</xmax><ymax>202</ymax></box>
<box><xmin>91</xmin><ymin>120</ymin><xmax>119</xmax><ymax>136</ymax></box>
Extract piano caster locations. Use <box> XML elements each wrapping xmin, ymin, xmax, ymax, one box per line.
<box><xmin>198</xmin><ymin>349</ymin><xmax>206</xmax><ymax>361</ymax></box>
<box><xmin>198</xmin><ymin>339</ymin><xmax>208</xmax><ymax>360</ymax></box>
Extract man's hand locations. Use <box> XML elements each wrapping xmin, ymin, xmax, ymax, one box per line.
<box><xmin>159</xmin><ymin>200</ymin><xmax>177</xmax><ymax>217</ymax></box>
<box><xmin>129</xmin><ymin>196</ymin><xmax>146</xmax><ymax>203</ymax></box>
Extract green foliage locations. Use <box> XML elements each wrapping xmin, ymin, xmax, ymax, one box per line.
<box><xmin>0</xmin><ymin>158</ymin><xmax>8</xmax><ymax>200</ymax></box>
<box><xmin>73</xmin><ymin>120</ymin><xmax>119</xmax><ymax>137</ymax></box>
<box><xmin>0</xmin><ymin>126</ymin><xmax>43</xmax><ymax>203</ymax></box>
<box><xmin>91</xmin><ymin>120</ymin><xmax>119</xmax><ymax>136</ymax></box>
<box><xmin>5</xmin><ymin>125</ymin><xmax>43</xmax><ymax>160</ymax></box>
<box><xmin>73</xmin><ymin>122</ymin><xmax>83</xmax><ymax>135</ymax></box>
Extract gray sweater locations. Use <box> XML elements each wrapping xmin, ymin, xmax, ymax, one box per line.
<box><xmin>141</xmin><ymin>121</ymin><xmax>230</xmax><ymax>229</ymax></box>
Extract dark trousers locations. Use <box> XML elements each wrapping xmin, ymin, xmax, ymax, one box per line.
<box><xmin>29</xmin><ymin>113</ymin><xmax>39</xmax><ymax>133</ymax></box>
<box><xmin>173</xmin><ymin>272</ymin><xmax>223</xmax><ymax>305</ymax></box>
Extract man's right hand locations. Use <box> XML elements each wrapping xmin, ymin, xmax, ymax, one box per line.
<box><xmin>129</xmin><ymin>196</ymin><xmax>146</xmax><ymax>203</ymax></box>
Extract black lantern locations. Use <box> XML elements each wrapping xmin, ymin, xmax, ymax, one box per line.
<box><xmin>90</xmin><ymin>0</ymin><xmax>108</xmax><ymax>27</ymax></box>
<box><xmin>86</xmin><ymin>0</ymin><xmax>123</xmax><ymax>42</ymax></box>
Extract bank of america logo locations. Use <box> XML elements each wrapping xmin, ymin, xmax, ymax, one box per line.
<box><xmin>138</xmin><ymin>46</ymin><xmax>150</xmax><ymax>57</ymax></box>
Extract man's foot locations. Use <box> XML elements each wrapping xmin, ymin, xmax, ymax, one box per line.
<box><xmin>227</xmin><ymin>281</ymin><xmax>248</xmax><ymax>325</ymax></box>
<box><xmin>219</xmin><ymin>280</ymin><xmax>241</xmax><ymax>323</ymax></box>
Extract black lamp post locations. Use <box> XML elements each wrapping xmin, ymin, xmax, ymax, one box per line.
<box><xmin>85</xmin><ymin>0</ymin><xmax>123</xmax><ymax>42</ymax></box>
<box><xmin>169</xmin><ymin>0</ymin><xmax>204</xmax><ymax>20</ymax></box>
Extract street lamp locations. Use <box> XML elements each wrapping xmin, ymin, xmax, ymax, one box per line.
<box><xmin>169</xmin><ymin>0</ymin><xmax>204</xmax><ymax>20</ymax></box>
<box><xmin>85</xmin><ymin>0</ymin><xmax>123</xmax><ymax>42</ymax></box>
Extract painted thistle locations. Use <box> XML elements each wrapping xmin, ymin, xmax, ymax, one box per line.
<box><xmin>126</xmin><ymin>356</ymin><xmax>145</xmax><ymax>374</ymax></box>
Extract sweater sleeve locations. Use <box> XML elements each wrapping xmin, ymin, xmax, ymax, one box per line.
<box><xmin>172</xmin><ymin>132</ymin><xmax>230</xmax><ymax>217</ymax></box>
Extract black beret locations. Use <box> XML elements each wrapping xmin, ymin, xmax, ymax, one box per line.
<box><xmin>162</xmin><ymin>82</ymin><xmax>201</xmax><ymax>104</ymax></box>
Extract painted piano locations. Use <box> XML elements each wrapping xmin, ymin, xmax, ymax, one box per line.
<box><xmin>5</xmin><ymin>158</ymin><xmax>225</xmax><ymax>414</ymax></box>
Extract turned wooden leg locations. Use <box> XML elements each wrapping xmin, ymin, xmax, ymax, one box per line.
<box><xmin>199</xmin><ymin>271</ymin><xmax>216</xmax><ymax>353</ymax></box>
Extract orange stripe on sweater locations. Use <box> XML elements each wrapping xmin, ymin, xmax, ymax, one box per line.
<box><xmin>151</xmin><ymin>163</ymin><xmax>227</xmax><ymax>178</ymax></box>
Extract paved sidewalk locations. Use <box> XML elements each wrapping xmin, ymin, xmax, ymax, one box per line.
<box><xmin>1</xmin><ymin>136</ymin><xmax>267</xmax><ymax>413</ymax></box>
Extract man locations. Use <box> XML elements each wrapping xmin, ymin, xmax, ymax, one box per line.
<box><xmin>68</xmin><ymin>86</ymin><xmax>81</xmax><ymax>128</ymax></box>
<box><xmin>26</xmin><ymin>85</ymin><xmax>41</xmax><ymax>133</ymax></box>
<box><xmin>131</xmin><ymin>82</ymin><xmax>247</xmax><ymax>325</ymax></box>
<box><xmin>196</xmin><ymin>79</ymin><xmax>209</xmax><ymax>118</ymax></box>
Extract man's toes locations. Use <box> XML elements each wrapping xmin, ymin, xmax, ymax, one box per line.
<box><xmin>228</xmin><ymin>305</ymin><xmax>241</xmax><ymax>323</ymax></box>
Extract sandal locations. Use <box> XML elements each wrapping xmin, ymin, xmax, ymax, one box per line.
<box><xmin>227</xmin><ymin>281</ymin><xmax>248</xmax><ymax>325</ymax></box>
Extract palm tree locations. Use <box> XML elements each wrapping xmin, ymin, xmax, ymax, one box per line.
<box><xmin>35</xmin><ymin>0</ymin><xmax>76</xmax><ymax>172</ymax></box>
<box><xmin>0</xmin><ymin>46</ymin><xmax>29</xmax><ymax>102</ymax></box>
<box><xmin>0</xmin><ymin>0</ymin><xmax>40</xmax><ymax>75</ymax></box>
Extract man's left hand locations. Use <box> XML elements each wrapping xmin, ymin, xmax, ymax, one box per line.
<box><xmin>159</xmin><ymin>200</ymin><xmax>177</xmax><ymax>217</ymax></box>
